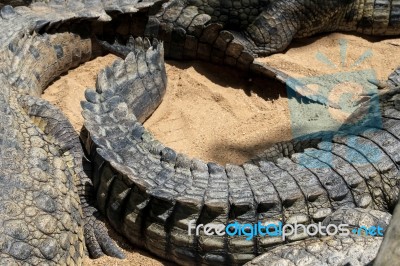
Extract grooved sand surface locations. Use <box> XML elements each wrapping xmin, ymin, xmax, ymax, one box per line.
<box><xmin>42</xmin><ymin>33</ymin><xmax>400</xmax><ymax>265</ymax></box>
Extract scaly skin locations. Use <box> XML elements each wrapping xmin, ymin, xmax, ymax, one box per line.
<box><xmin>139</xmin><ymin>0</ymin><xmax>400</xmax><ymax>60</ymax></box>
<box><xmin>12</xmin><ymin>0</ymin><xmax>400</xmax><ymax>59</ymax></box>
<box><xmin>0</xmin><ymin>2</ymin><xmax>161</xmax><ymax>264</ymax></box>
<box><xmin>0</xmin><ymin>0</ymin><xmax>400</xmax><ymax>265</ymax></box>
<box><xmin>83</xmin><ymin>38</ymin><xmax>400</xmax><ymax>265</ymax></box>
<box><xmin>0</xmin><ymin>16</ymin><xmax>95</xmax><ymax>264</ymax></box>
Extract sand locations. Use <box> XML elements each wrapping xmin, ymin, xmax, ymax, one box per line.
<box><xmin>42</xmin><ymin>33</ymin><xmax>400</xmax><ymax>265</ymax></box>
<box><xmin>257</xmin><ymin>33</ymin><xmax>400</xmax><ymax>80</ymax></box>
<box><xmin>42</xmin><ymin>55</ymin><xmax>119</xmax><ymax>133</ymax></box>
<box><xmin>144</xmin><ymin>61</ymin><xmax>289</xmax><ymax>165</ymax></box>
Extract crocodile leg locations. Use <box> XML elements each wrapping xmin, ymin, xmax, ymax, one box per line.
<box><xmin>244</xmin><ymin>0</ymin><xmax>302</xmax><ymax>56</ymax></box>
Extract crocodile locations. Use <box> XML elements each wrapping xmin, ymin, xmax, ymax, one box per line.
<box><xmin>84</xmin><ymin>38</ymin><xmax>400</xmax><ymax>265</ymax></box>
<box><xmin>0</xmin><ymin>0</ymin><xmax>400</xmax><ymax>266</ymax></box>
<box><xmin>0</xmin><ymin>1</ymin><xmax>163</xmax><ymax>264</ymax></box>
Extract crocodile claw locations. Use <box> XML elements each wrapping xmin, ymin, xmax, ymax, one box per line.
<box><xmin>83</xmin><ymin>205</ymin><xmax>126</xmax><ymax>259</ymax></box>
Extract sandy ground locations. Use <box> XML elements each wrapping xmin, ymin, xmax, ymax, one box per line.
<box><xmin>144</xmin><ymin>61</ymin><xmax>289</xmax><ymax>165</ymax></box>
<box><xmin>258</xmin><ymin>33</ymin><xmax>400</xmax><ymax>79</ymax></box>
<box><xmin>42</xmin><ymin>33</ymin><xmax>400</xmax><ymax>265</ymax></box>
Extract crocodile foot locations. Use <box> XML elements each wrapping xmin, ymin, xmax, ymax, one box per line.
<box><xmin>83</xmin><ymin>205</ymin><xmax>126</xmax><ymax>259</ymax></box>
